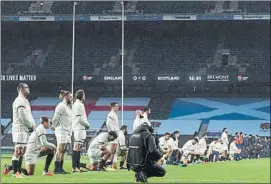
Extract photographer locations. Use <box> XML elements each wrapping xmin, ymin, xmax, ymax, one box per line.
<box><xmin>127</xmin><ymin>123</ymin><xmax>166</xmax><ymax>183</ymax></box>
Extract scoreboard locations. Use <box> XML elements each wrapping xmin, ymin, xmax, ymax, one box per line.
<box><xmin>80</xmin><ymin>73</ymin><xmax>261</xmax><ymax>83</ymax></box>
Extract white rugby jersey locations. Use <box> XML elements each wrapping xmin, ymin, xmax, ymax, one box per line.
<box><xmin>229</xmin><ymin>142</ymin><xmax>239</xmax><ymax>154</ymax></box>
<box><xmin>26</xmin><ymin>124</ymin><xmax>56</xmax><ymax>154</ymax></box>
<box><xmin>208</xmin><ymin>141</ymin><xmax>222</xmax><ymax>152</ymax></box>
<box><xmin>88</xmin><ymin>132</ymin><xmax>109</xmax><ymax>150</ymax></box>
<box><xmin>12</xmin><ymin>95</ymin><xmax>35</xmax><ymax>132</ymax></box>
<box><xmin>25</xmin><ymin>124</ymin><xmax>46</xmax><ymax>154</ymax></box>
<box><xmin>182</xmin><ymin>140</ymin><xmax>197</xmax><ymax>152</ymax></box>
<box><xmin>133</xmin><ymin>116</ymin><xmax>142</xmax><ymax>132</ymax></box>
<box><xmin>142</xmin><ymin>112</ymin><xmax>150</xmax><ymax>125</ymax></box>
<box><xmin>72</xmin><ymin>99</ymin><xmax>89</xmax><ymax>131</ymax></box>
<box><xmin>197</xmin><ymin>138</ymin><xmax>207</xmax><ymax>152</ymax></box>
<box><xmin>52</xmin><ymin>101</ymin><xmax>72</xmax><ymax>133</ymax></box>
<box><xmin>168</xmin><ymin>137</ymin><xmax>179</xmax><ymax>150</ymax></box>
<box><xmin>106</xmin><ymin>110</ymin><xmax>119</xmax><ymax>132</ymax></box>
<box><xmin>118</xmin><ymin>130</ymin><xmax>126</xmax><ymax>149</ymax></box>
<box><xmin>159</xmin><ymin>136</ymin><xmax>170</xmax><ymax>150</ymax></box>
<box><xmin>221</xmin><ymin>132</ymin><xmax>229</xmax><ymax>145</ymax></box>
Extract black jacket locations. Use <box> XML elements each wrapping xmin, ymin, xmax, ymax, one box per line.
<box><xmin>127</xmin><ymin>124</ymin><xmax>162</xmax><ymax>171</ymax></box>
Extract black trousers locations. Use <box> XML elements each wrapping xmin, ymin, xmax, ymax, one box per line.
<box><xmin>131</xmin><ymin>162</ymin><xmax>166</xmax><ymax>179</ymax></box>
<box><xmin>143</xmin><ymin>162</ymin><xmax>166</xmax><ymax>178</ymax></box>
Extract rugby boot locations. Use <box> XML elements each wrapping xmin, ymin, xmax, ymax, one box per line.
<box><xmin>3</xmin><ymin>164</ymin><xmax>11</xmax><ymax>176</ymax></box>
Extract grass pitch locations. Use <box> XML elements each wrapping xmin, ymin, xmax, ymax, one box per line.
<box><xmin>1</xmin><ymin>155</ymin><xmax>270</xmax><ymax>183</ymax></box>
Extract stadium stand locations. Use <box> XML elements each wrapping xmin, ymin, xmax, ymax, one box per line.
<box><xmin>50</xmin><ymin>1</ymin><xmax>74</xmax><ymax>14</ymax></box>
<box><xmin>76</xmin><ymin>1</ymin><xmax>115</xmax><ymax>14</ymax></box>
<box><xmin>1</xmin><ymin>1</ymin><xmax>270</xmax><ymax>15</ymax></box>
<box><xmin>1</xmin><ymin>1</ymin><xmax>32</xmax><ymax>15</ymax></box>
<box><xmin>168</xmin><ymin>98</ymin><xmax>270</xmax><ymax>136</ymax></box>
<box><xmin>128</xmin><ymin>21</ymin><xmax>219</xmax><ymax>75</ymax></box>
<box><xmin>136</xmin><ymin>1</ymin><xmax>215</xmax><ymax>13</ymax></box>
<box><xmin>223</xmin><ymin>21</ymin><xmax>270</xmax><ymax>75</ymax></box>
<box><xmin>51</xmin><ymin>1</ymin><xmax>114</xmax><ymax>14</ymax></box>
<box><xmin>238</xmin><ymin>1</ymin><xmax>270</xmax><ymax>13</ymax></box>
<box><xmin>1</xmin><ymin>21</ymin><xmax>269</xmax><ymax>78</ymax></box>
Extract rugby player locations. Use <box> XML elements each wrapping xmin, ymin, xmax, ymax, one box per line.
<box><xmin>52</xmin><ymin>90</ymin><xmax>72</xmax><ymax>174</ymax></box>
<box><xmin>221</xmin><ymin>128</ymin><xmax>229</xmax><ymax>152</ymax></box>
<box><xmin>72</xmin><ymin>90</ymin><xmax>90</xmax><ymax>172</ymax></box>
<box><xmin>106</xmin><ymin>102</ymin><xmax>119</xmax><ymax>169</ymax></box>
<box><xmin>158</xmin><ymin>132</ymin><xmax>172</xmax><ymax>165</ymax></box>
<box><xmin>87</xmin><ymin>131</ymin><xmax>118</xmax><ymax>171</ymax></box>
<box><xmin>229</xmin><ymin>138</ymin><xmax>241</xmax><ymax>161</ymax></box>
<box><xmin>168</xmin><ymin>131</ymin><xmax>181</xmax><ymax>164</ymax></box>
<box><xmin>118</xmin><ymin>125</ymin><xmax>129</xmax><ymax>169</ymax></box>
<box><xmin>4</xmin><ymin>117</ymin><xmax>56</xmax><ymax>176</ymax></box>
<box><xmin>106</xmin><ymin>102</ymin><xmax>119</xmax><ymax>132</ymax></box>
<box><xmin>207</xmin><ymin>137</ymin><xmax>222</xmax><ymax>162</ymax></box>
<box><xmin>142</xmin><ymin>107</ymin><xmax>151</xmax><ymax>126</ymax></box>
<box><xmin>181</xmin><ymin>137</ymin><xmax>199</xmax><ymax>167</ymax></box>
<box><xmin>133</xmin><ymin>110</ymin><xmax>143</xmax><ymax>132</ymax></box>
<box><xmin>10</xmin><ymin>83</ymin><xmax>35</xmax><ymax>178</ymax></box>
<box><xmin>194</xmin><ymin>133</ymin><xmax>208</xmax><ymax>162</ymax></box>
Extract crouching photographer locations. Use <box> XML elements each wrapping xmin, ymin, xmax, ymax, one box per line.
<box><xmin>127</xmin><ymin>122</ymin><xmax>166</xmax><ymax>183</ymax></box>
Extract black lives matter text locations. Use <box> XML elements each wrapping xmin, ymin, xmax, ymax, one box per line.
<box><xmin>1</xmin><ymin>75</ymin><xmax>37</xmax><ymax>81</ymax></box>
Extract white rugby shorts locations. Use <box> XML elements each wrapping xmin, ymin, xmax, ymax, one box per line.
<box><xmin>88</xmin><ymin>148</ymin><xmax>102</xmax><ymax>164</ymax></box>
<box><xmin>181</xmin><ymin>151</ymin><xmax>191</xmax><ymax>160</ymax></box>
<box><xmin>74</xmin><ymin>130</ymin><xmax>86</xmax><ymax>143</ymax></box>
<box><xmin>12</xmin><ymin>130</ymin><xmax>30</xmax><ymax>146</ymax></box>
<box><xmin>25</xmin><ymin>152</ymin><xmax>39</xmax><ymax>165</ymax></box>
<box><xmin>55</xmin><ymin>130</ymin><xmax>71</xmax><ymax>144</ymax></box>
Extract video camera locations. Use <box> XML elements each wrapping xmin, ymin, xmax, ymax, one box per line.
<box><xmin>150</xmin><ymin>121</ymin><xmax>161</xmax><ymax>134</ymax></box>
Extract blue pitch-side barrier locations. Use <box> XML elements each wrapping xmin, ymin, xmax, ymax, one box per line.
<box><xmin>1</xmin><ymin>14</ymin><xmax>270</xmax><ymax>22</ymax></box>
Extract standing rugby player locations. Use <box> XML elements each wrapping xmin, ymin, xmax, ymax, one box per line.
<box><xmin>142</xmin><ymin>107</ymin><xmax>151</xmax><ymax>126</ymax></box>
<box><xmin>52</xmin><ymin>90</ymin><xmax>72</xmax><ymax>174</ymax></box>
<box><xmin>72</xmin><ymin>90</ymin><xmax>90</xmax><ymax>172</ymax></box>
<box><xmin>106</xmin><ymin>102</ymin><xmax>119</xmax><ymax>169</ymax></box>
<box><xmin>4</xmin><ymin>117</ymin><xmax>56</xmax><ymax>176</ymax></box>
<box><xmin>133</xmin><ymin>110</ymin><xmax>143</xmax><ymax>132</ymax></box>
<box><xmin>10</xmin><ymin>83</ymin><xmax>35</xmax><ymax>178</ymax></box>
<box><xmin>106</xmin><ymin>102</ymin><xmax>119</xmax><ymax>132</ymax></box>
<box><xmin>221</xmin><ymin>128</ymin><xmax>229</xmax><ymax>152</ymax></box>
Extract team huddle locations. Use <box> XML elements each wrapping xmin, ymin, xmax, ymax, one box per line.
<box><xmin>3</xmin><ymin>83</ymin><xmax>137</xmax><ymax>178</ymax></box>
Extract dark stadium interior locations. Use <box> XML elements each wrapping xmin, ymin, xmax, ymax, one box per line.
<box><xmin>2</xmin><ymin>20</ymin><xmax>270</xmax><ymax>81</ymax></box>
<box><xmin>1</xmin><ymin>1</ymin><xmax>270</xmax><ymax>15</ymax></box>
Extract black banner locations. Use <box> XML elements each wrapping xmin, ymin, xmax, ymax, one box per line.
<box><xmin>1</xmin><ymin>71</ymin><xmax>269</xmax><ymax>84</ymax></box>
